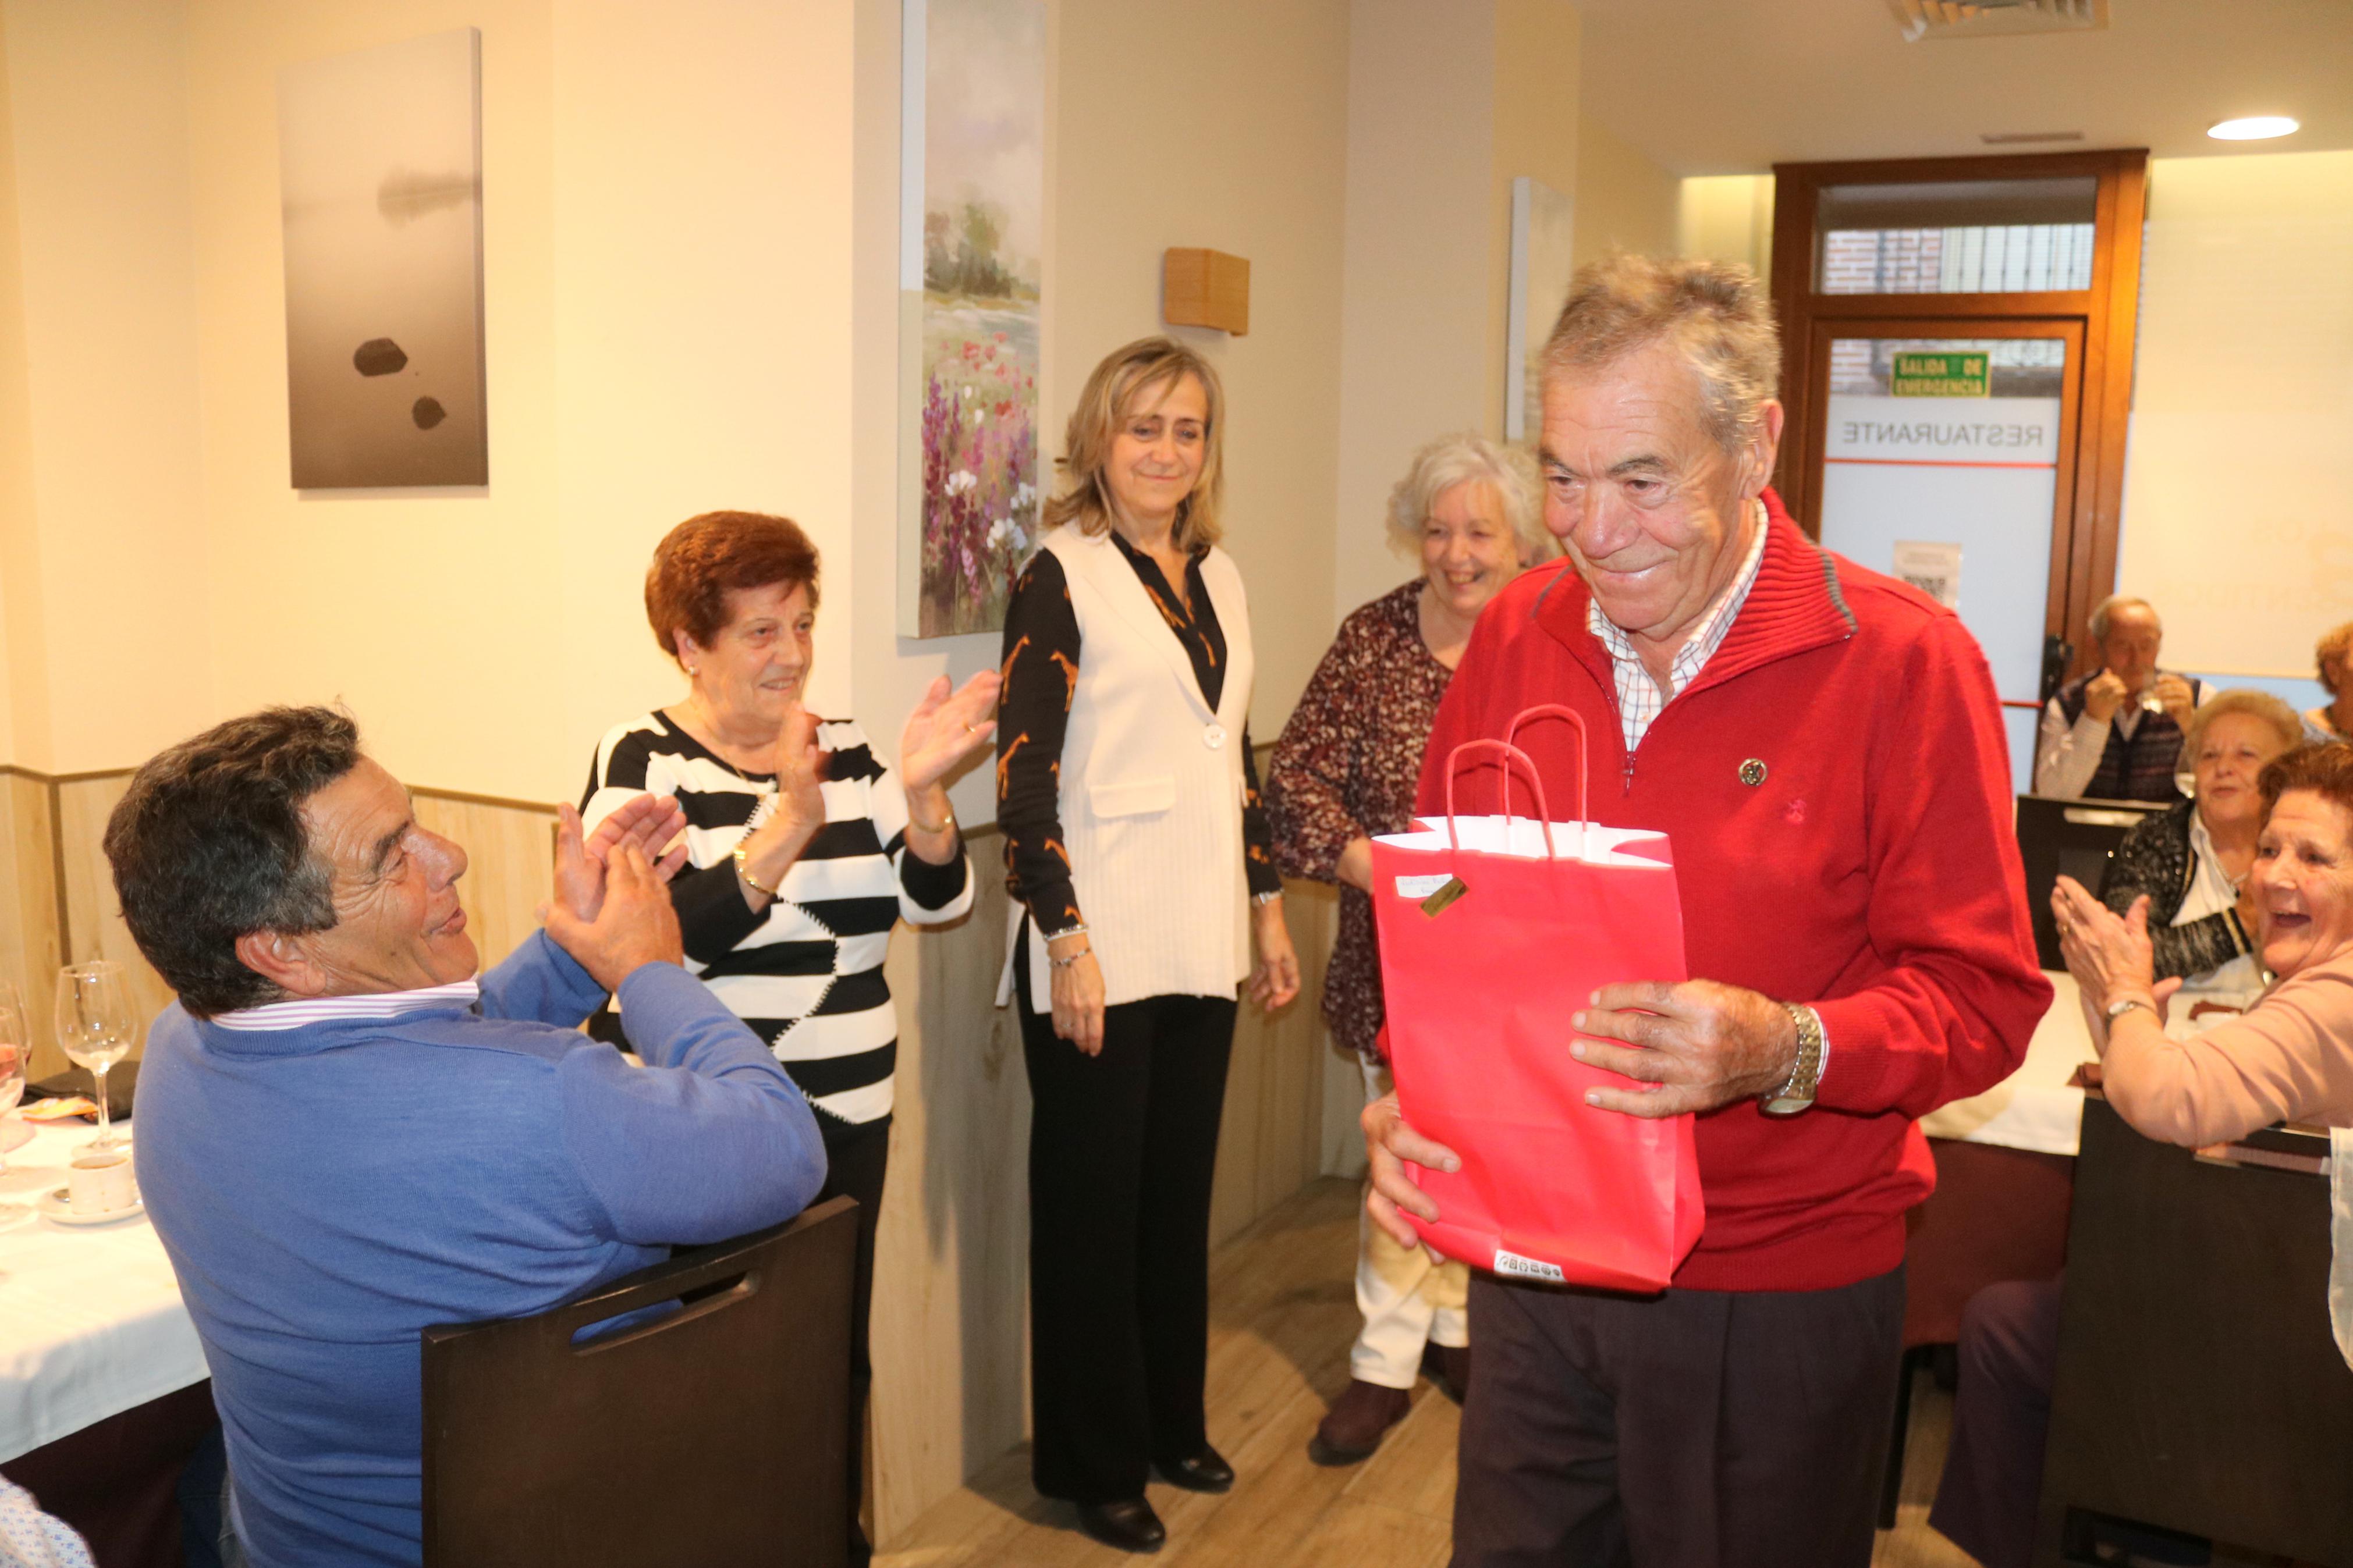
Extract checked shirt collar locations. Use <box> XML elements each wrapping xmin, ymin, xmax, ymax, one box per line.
<box><xmin>1587</xmin><ymin>499</ymin><xmax>1770</xmax><ymax>757</ymax></box>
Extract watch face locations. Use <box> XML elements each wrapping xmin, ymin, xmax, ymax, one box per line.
<box><xmin>1761</xmin><ymin>1091</ymin><xmax>1815</xmax><ymax>1117</ymax></box>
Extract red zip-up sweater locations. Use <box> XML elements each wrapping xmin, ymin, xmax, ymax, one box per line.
<box><xmin>1415</xmin><ymin>492</ymin><xmax>2051</xmax><ymax>1292</ymax></box>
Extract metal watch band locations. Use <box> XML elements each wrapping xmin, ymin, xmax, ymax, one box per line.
<box><xmin>1761</xmin><ymin>1001</ymin><xmax>1824</xmax><ymax>1117</ymax></box>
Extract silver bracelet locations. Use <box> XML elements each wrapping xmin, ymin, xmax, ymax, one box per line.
<box><xmin>1252</xmin><ymin>889</ymin><xmax>1283</xmax><ymax>907</ymax></box>
<box><xmin>1044</xmin><ymin>920</ymin><xmax>1089</xmax><ymax>969</ymax></box>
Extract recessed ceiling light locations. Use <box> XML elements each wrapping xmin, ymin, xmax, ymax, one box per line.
<box><xmin>2208</xmin><ymin>116</ymin><xmax>2300</xmax><ymax>141</ymax></box>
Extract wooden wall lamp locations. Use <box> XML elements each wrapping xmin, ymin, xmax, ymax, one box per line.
<box><xmin>1162</xmin><ymin>248</ymin><xmax>1250</xmax><ymax>336</ymax></box>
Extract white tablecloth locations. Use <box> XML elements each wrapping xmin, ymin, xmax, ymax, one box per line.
<box><xmin>0</xmin><ymin>1120</ymin><xmax>206</xmax><ymax>1464</ymax></box>
<box><xmin>1918</xmin><ymin>970</ymin><xmax>2096</xmax><ymax>1157</ymax></box>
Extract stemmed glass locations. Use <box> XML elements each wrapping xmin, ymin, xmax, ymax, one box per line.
<box><xmin>54</xmin><ymin>962</ymin><xmax>134</xmax><ymax>1152</ymax></box>
<box><xmin>0</xmin><ymin>982</ymin><xmax>26</xmax><ymax>1171</ymax></box>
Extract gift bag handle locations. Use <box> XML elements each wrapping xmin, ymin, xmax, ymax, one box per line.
<box><xmin>1442</xmin><ymin>739</ymin><xmax>1557</xmax><ymax>860</ymax></box>
<box><xmin>1501</xmin><ymin>705</ymin><xmax>1590</xmax><ymax>842</ymax></box>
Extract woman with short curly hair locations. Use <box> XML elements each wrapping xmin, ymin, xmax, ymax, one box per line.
<box><xmin>581</xmin><ymin>509</ymin><xmax>999</xmax><ymax>1567</ymax></box>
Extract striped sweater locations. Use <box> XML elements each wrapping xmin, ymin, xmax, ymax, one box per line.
<box><xmin>582</xmin><ymin>711</ymin><xmax>972</xmax><ymax>1128</ymax></box>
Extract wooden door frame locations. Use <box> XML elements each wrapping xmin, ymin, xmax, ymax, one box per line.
<box><xmin>1768</xmin><ymin>150</ymin><xmax>2147</xmax><ymax>668</ymax></box>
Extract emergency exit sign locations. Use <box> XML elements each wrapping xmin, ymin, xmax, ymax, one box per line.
<box><xmin>1890</xmin><ymin>351</ymin><xmax>1990</xmax><ymax>397</ymax></box>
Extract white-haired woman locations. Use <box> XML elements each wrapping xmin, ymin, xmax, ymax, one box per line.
<box><xmin>1266</xmin><ymin>432</ymin><xmax>1552</xmax><ymax>1466</ymax></box>
<box><xmin>2097</xmin><ymin>689</ymin><xmax>2305</xmax><ymax>1027</ymax></box>
<box><xmin>995</xmin><ymin>336</ymin><xmax>1300</xmax><ymax>1554</ymax></box>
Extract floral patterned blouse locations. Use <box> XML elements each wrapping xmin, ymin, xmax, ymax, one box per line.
<box><xmin>1266</xmin><ymin>580</ymin><xmax>1451</xmax><ymax>1058</ymax></box>
<box><xmin>996</xmin><ymin>528</ymin><xmax>1282</xmax><ymax>935</ymax></box>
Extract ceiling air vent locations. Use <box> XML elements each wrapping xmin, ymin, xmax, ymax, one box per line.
<box><xmin>1886</xmin><ymin>0</ymin><xmax>2109</xmax><ymax>41</ymax></box>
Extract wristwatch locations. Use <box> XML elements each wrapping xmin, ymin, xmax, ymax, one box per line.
<box><xmin>1760</xmin><ymin>1002</ymin><xmax>1824</xmax><ymax>1117</ymax></box>
<box><xmin>2103</xmin><ymin>995</ymin><xmax>2157</xmax><ymax>1023</ymax></box>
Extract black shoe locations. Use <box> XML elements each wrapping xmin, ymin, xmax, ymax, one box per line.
<box><xmin>1073</xmin><ymin>1497</ymin><xmax>1166</xmax><ymax>1553</ymax></box>
<box><xmin>1152</xmin><ymin>1445</ymin><xmax>1235</xmax><ymax>1494</ymax></box>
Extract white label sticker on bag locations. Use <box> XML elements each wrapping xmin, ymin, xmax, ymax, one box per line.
<box><xmin>1491</xmin><ymin>1249</ymin><xmax>1566</xmax><ymax>1283</ymax></box>
<box><xmin>1394</xmin><ymin>874</ymin><xmax>1453</xmax><ymax>898</ymax></box>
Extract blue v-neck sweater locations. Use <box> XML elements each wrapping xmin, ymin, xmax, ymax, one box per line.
<box><xmin>134</xmin><ymin>933</ymin><xmax>828</xmax><ymax>1568</ymax></box>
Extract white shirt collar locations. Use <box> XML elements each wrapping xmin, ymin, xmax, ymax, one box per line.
<box><xmin>1587</xmin><ymin>499</ymin><xmax>1770</xmax><ymax>690</ymax></box>
<box><xmin>209</xmin><ymin>979</ymin><xmax>482</xmax><ymax>1032</ymax></box>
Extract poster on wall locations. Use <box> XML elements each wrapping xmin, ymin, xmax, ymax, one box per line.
<box><xmin>899</xmin><ymin>0</ymin><xmax>1045</xmax><ymax>638</ymax></box>
<box><xmin>1504</xmin><ymin>176</ymin><xmax>1576</xmax><ymax>443</ymax></box>
<box><xmin>279</xmin><ymin>28</ymin><xmax>487</xmax><ymax>489</ymax></box>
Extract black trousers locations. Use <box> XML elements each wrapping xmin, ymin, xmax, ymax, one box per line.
<box><xmin>815</xmin><ymin>1112</ymin><xmax>889</xmax><ymax>1567</ymax></box>
<box><xmin>1016</xmin><ymin>965</ymin><xmax>1237</xmax><ymax>1504</ymax></box>
<box><xmin>1928</xmin><ymin>1276</ymin><xmax>2062</xmax><ymax>1568</ymax></box>
<box><xmin>1453</xmin><ymin>1265</ymin><xmax>1907</xmax><ymax>1568</ymax></box>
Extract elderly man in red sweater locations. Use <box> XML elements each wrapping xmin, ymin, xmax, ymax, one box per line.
<box><xmin>1364</xmin><ymin>255</ymin><xmax>2050</xmax><ymax>1567</ymax></box>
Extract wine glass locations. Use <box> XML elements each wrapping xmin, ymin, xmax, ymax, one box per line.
<box><xmin>54</xmin><ymin>962</ymin><xmax>135</xmax><ymax>1152</ymax></box>
<box><xmin>0</xmin><ymin>981</ymin><xmax>26</xmax><ymax>1171</ymax></box>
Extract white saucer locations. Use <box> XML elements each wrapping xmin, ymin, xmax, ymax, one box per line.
<box><xmin>38</xmin><ymin>1188</ymin><xmax>144</xmax><ymax>1226</ymax></box>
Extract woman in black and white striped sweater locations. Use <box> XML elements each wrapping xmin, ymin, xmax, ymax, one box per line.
<box><xmin>582</xmin><ymin>510</ymin><xmax>998</xmax><ymax>1568</ymax></box>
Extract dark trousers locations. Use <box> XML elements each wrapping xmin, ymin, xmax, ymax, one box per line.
<box><xmin>1453</xmin><ymin>1265</ymin><xmax>1907</xmax><ymax>1568</ymax></box>
<box><xmin>816</xmin><ymin>1112</ymin><xmax>890</xmax><ymax>1568</ymax></box>
<box><xmin>1016</xmin><ymin>968</ymin><xmax>1237</xmax><ymax>1504</ymax></box>
<box><xmin>1928</xmin><ymin>1277</ymin><xmax>2062</xmax><ymax>1568</ymax></box>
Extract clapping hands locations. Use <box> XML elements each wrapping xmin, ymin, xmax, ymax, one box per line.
<box><xmin>900</xmin><ymin>671</ymin><xmax>1002</xmax><ymax>793</ymax></box>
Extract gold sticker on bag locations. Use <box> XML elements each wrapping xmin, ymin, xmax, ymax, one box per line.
<box><xmin>1419</xmin><ymin>876</ymin><xmax>1471</xmax><ymax>918</ymax></box>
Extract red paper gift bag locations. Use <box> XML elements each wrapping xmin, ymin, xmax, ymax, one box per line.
<box><xmin>1371</xmin><ymin>705</ymin><xmax>1703</xmax><ymax>1293</ymax></box>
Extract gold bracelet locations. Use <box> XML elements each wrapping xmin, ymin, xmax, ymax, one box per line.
<box><xmin>908</xmin><ymin>798</ymin><xmax>955</xmax><ymax>835</ymax></box>
<box><xmin>733</xmin><ymin>841</ymin><xmax>781</xmax><ymax>898</ymax></box>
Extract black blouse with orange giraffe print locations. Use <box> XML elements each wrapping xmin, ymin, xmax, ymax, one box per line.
<box><xmin>996</xmin><ymin>528</ymin><xmax>1281</xmax><ymax>934</ymax></box>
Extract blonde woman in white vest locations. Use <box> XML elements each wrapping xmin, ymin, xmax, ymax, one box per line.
<box><xmin>995</xmin><ymin>336</ymin><xmax>1300</xmax><ymax>1553</ymax></box>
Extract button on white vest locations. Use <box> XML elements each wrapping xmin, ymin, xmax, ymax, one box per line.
<box><xmin>1003</xmin><ymin>525</ymin><xmax>1255</xmax><ymax>1011</ymax></box>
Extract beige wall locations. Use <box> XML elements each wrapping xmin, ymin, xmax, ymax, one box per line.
<box><xmin>1329</xmin><ymin>0</ymin><xmax>1500</xmax><ymax>623</ymax></box>
<box><xmin>2118</xmin><ymin>148</ymin><xmax>2353</xmax><ymax>687</ymax></box>
<box><xmin>1486</xmin><ymin>0</ymin><xmax>1584</xmax><ymax>437</ymax></box>
<box><xmin>1</xmin><ymin>1</ymin><xmax>212</xmax><ymax>778</ymax></box>
<box><xmin>1678</xmin><ymin>172</ymin><xmax>1774</xmax><ymax>278</ymax></box>
<box><xmin>1050</xmin><ymin>0</ymin><xmax>1350</xmax><ymax>746</ymax></box>
<box><xmin>1329</xmin><ymin>0</ymin><xmax>1593</xmax><ymax>627</ymax></box>
<box><xmin>1572</xmin><ymin>111</ymin><xmax>1680</xmax><ymax>271</ymax></box>
<box><xmin>0</xmin><ymin>13</ymin><xmax>32</xmax><ymax>769</ymax></box>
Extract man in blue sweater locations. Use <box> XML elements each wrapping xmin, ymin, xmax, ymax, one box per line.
<box><xmin>110</xmin><ymin>707</ymin><xmax>829</xmax><ymax>1568</ymax></box>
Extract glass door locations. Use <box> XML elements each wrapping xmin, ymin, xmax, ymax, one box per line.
<box><xmin>1804</xmin><ymin>317</ymin><xmax>2086</xmax><ymax>786</ymax></box>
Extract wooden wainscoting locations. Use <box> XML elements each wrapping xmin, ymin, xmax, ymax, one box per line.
<box><xmin>0</xmin><ymin>767</ymin><xmax>66</xmax><ymax>1076</ymax></box>
<box><xmin>408</xmin><ymin>790</ymin><xmax>560</xmax><ymax>970</ymax></box>
<box><xmin>55</xmin><ymin>771</ymin><xmax>178</xmax><ymax>1054</ymax></box>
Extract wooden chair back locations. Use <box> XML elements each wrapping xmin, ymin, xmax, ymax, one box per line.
<box><xmin>421</xmin><ymin>1196</ymin><xmax>857</xmax><ymax>1568</ymax></box>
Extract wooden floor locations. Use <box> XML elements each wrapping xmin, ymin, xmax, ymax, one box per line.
<box><xmin>878</xmin><ymin>1178</ymin><xmax>1981</xmax><ymax>1568</ymax></box>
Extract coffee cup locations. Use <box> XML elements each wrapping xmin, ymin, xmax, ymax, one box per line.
<box><xmin>67</xmin><ymin>1151</ymin><xmax>136</xmax><ymax>1215</ymax></box>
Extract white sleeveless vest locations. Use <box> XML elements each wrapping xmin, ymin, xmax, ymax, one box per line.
<box><xmin>1000</xmin><ymin>525</ymin><xmax>1255</xmax><ymax>1011</ymax></box>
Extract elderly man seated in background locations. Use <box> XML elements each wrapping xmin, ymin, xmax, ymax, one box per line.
<box><xmin>107</xmin><ymin>707</ymin><xmax>829</xmax><ymax>1568</ymax></box>
<box><xmin>2033</xmin><ymin>595</ymin><xmax>2209</xmax><ymax>802</ymax></box>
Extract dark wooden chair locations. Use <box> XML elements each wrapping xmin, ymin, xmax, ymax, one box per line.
<box><xmin>421</xmin><ymin>1196</ymin><xmax>858</xmax><ymax>1568</ymax></box>
<box><xmin>2036</xmin><ymin>1096</ymin><xmax>2353</xmax><ymax>1566</ymax></box>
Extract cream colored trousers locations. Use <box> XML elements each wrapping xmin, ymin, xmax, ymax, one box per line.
<box><xmin>1351</xmin><ymin>1058</ymin><xmax>1470</xmax><ymax>1389</ymax></box>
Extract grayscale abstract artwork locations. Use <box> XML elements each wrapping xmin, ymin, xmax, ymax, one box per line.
<box><xmin>280</xmin><ymin>28</ymin><xmax>487</xmax><ymax>489</ymax></box>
